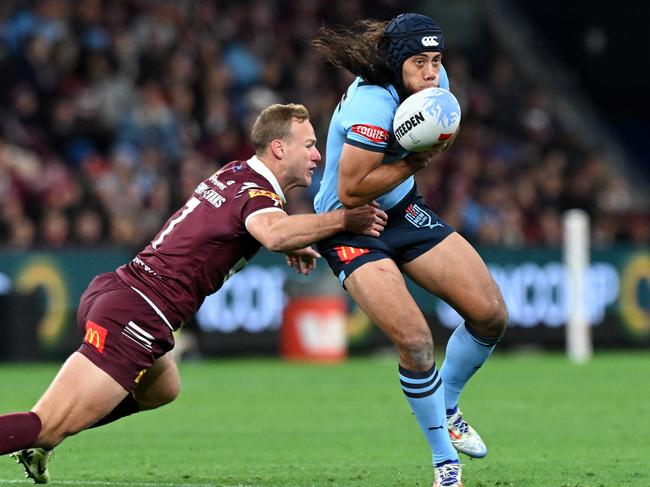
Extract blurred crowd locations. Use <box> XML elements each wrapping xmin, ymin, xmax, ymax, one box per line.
<box><xmin>0</xmin><ymin>0</ymin><xmax>646</xmax><ymax>251</ymax></box>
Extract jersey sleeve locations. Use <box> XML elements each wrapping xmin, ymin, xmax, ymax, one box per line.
<box><xmin>239</xmin><ymin>186</ymin><xmax>285</xmax><ymax>230</ymax></box>
<box><xmin>341</xmin><ymin>85</ymin><xmax>397</xmax><ymax>153</ymax></box>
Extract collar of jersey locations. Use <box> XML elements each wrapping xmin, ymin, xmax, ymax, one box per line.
<box><xmin>356</xmin><ymin>77</ymin><xmax>400</xmax><ymax>105</ymax></box>
<box><xmin>247</xmin><ymin>155</ymin><xmax>286</xmax><ymax>204</ymax></box>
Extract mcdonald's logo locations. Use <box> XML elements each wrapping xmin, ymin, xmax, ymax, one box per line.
<box><xmin>84</xmin><ymin>320</ymin><xmax>108</xmax><ymax>353</ymax></box>
<box><xmin>335</xmin><ymin>246</ymin><xmax>369</xmax><ymax>264</ymax></box>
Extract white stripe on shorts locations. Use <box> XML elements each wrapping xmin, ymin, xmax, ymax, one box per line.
<box><xmin>126</xmin><ymin>320</ymin><xmax>155</xmax><ymax>341</ymax></box>
<box><xmin>129</xmin><ymin>286</ymin><xmax>174</xmax><ymax>330</ymax></box>
<box><xmin>121</xmin><ymin>330</ymin><xmax>153</xmax><ymax>351</ymax></box>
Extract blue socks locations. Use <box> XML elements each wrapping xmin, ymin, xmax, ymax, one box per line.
<box><xmin>399</xmin><ymin>364</ymin><xmax>458</xmax><ymax>466</ymax></box>
<box><xmin>441</xmin><ymin>322</ymin><xmax>500</xmax><ymax>412</ymax></box>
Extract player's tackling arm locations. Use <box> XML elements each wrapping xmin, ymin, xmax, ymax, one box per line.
<box><xmin>246</xmin><ymin>205</ymin><xmax>387</xmax><ymax>252</ymax></box>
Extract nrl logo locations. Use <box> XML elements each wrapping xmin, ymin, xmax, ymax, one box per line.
<box><xmin>405</xmin><ymin>203</ymin><xmax>444</xmax><ymax>229</ymax></box>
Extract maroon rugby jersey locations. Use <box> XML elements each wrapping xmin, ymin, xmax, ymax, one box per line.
<box><xmin>116</xmin><ymin>156</ymin><xmax>286</xmax><ymax>329</ymax></box>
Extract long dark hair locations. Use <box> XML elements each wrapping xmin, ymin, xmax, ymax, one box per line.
<box><xmin>312</xmin><ymin>20</ymin><xmax>396</xmax><ymax>87</ymax></box>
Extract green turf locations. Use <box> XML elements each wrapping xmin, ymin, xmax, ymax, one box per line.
<box><xmin>1</xmin><ymin>352</ymin><xmax>649</xmax><ymax>486</ymax></box>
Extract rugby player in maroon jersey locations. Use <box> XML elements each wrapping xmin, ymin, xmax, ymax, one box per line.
<box><xmin>0</xmin><ymin>103</ymin><xmax>387</xmax><ymax>484</ymax></box>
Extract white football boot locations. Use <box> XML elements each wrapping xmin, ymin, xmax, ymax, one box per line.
<box><xmin>433</xmin><ymin>462</ymin><xmax>463</xmax><ymax>487</ymax></box>
<box><xmin>447</xmin><ymin>408</ymin><xmax>487</xmax><ymax>458</ymax></box>
<box><xmin>11</xmin><ymin>448</ymin><xmax>54</xmax><ymax>484</ymax></box>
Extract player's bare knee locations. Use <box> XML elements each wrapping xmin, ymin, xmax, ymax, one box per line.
<box><xmin>469</xmin><ymin>297</ymin><xmax>508</xmax><ymax>338</ymax></box>
<box><xmin>488</xmin><ymin>297</ymin><xmax>508</xmax><ymax>336</ymax></box>
<box><xmin>157</xmin><ymin>379</ymin><xmax>180</xmax><ymax>406</ymax></box>
<box><xmin>397</xmin><ymin>335</ymin><xmax>434</xmax><ymax>371</ymax></box>
<box><xmin>135</xmin><ymin>381</ymin><xmax>180</xmax><ymax>410</ymax></box>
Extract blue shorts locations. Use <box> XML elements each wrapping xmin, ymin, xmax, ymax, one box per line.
<box><xmin>317</xmin><ymin>187</ymin><xmax>455</xmax><ymax>286</ymax></box>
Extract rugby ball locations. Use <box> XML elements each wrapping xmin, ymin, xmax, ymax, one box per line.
<box><xmin>393</xmin><ymin>87</ymin><xmax>461</xmax><ymax>152</ymax></box>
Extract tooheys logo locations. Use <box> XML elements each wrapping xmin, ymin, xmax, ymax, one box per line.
<box><xmin>248</xmin><ymin>188</ymin><xmax>282</xmax><ymax>207</ymax></box>
<box><xmin>394</xmin><ymin>112</ymin><xmax>425</xmax><ymax>141</ymax></box>
<box><xmin>350</xmin><ymin>124</ymin><xmax>389</xmax><ymax>143</ymax></box>
<box><xmin>84</xmin><ymin>320</ymin><xmax>108</xmax><ymax>353</ymax></box>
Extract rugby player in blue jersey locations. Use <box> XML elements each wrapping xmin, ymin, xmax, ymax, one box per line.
<box><xmin>313</xmin><ymin>13</ymin><xmax>508</xmax><ymax>487</ymax></box>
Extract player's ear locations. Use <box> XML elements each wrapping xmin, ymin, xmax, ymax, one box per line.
<box><xmin>270</xmin><ymin>139</ymin><xmax>285</xmax><ymax>159</ymax></box>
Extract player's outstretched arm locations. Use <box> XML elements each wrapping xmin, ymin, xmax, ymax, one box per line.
<box><xmin>246</xmin><ymin>205</ymin><xmax>387</xmax><ymax>252</ymax></box>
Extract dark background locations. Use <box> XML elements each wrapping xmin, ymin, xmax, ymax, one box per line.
<box><xmin>517</xmin><ymin>2</ymin><xmax>649</xmax><ymax>182</ymax></box>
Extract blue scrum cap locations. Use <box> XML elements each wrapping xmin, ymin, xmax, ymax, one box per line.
<box><xmin>384</xmin><ymin>13</ymin><xmax>445</xmax><ymax>76</ymax></box>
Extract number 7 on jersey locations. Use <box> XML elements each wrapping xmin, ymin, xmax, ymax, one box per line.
<box><xmin>152</xmin><ymin>197</ymin><xmax>201</xmax><ymax>249</ymax></box>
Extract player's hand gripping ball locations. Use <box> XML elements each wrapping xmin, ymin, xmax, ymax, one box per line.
<box><xmin>393</xmin><ymin>87</ymin><xmax>461</xmax><ymax>152</ymax></box>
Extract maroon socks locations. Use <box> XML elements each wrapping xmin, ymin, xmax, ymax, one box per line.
<box><xmin>0</xmin><ymin>412</ymin><xmax>41</xmax><ymax>455</ymax></box>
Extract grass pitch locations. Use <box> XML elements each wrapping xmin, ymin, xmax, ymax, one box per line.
<box><xmin>0</xmin><ymin>352</ymin><xmax>648</xmax><ymax>486</ymax></box>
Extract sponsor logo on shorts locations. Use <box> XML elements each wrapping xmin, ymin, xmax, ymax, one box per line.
<box><xmin>84</xmin><ymin>320</ymin><xmax>108</xmax><ymax>353</ymax></box>
<box><xmin>134</xmin><ymin>369</ymin><xmax>148</xmax><ymax>384</ymax></box>
<box><xmin>350</xmin><ymin>124</ymin><xmax>390</xmax><ymax>143</ymax></box>
<box><xmin>248</xmin><ymin>189</ymin><xmax>282</xmax><ymax>207</ymax></box>
<box><xmin>405</xmin><ymin>204</ymin><xmax>444</xmax><ymax>229</ymax></box>
<box><xmin>335</xmin><ymin>246</ymin><xmax>369</xmax><ymax>264</ymax></box>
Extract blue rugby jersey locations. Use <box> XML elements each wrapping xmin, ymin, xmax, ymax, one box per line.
<box><xmin>313</xmin><ymin>65</ymin><xmax>449</xmax><ymax>214</ymax></box>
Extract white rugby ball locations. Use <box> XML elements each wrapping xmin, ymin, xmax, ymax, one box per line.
<box><xmin>393</xmin><ymin>87</ymin><xmax>461</xmax><ymax>152</ymax></box>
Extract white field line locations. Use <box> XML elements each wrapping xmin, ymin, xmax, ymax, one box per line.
<box><xmin>0</xmin><ymin>481</ymin><xmax>208</xmax><ymax>486</ymax></box>
<box><xmin>0</xmin><ymin>480</ymin><xmax>278</xmax><ymax>487</ymax></box>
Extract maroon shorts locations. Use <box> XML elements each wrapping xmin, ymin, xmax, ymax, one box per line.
<box><xmin>76</xmin><ymin>272</ymin><xmax>175</xmax><ymax>391</ymax></box>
